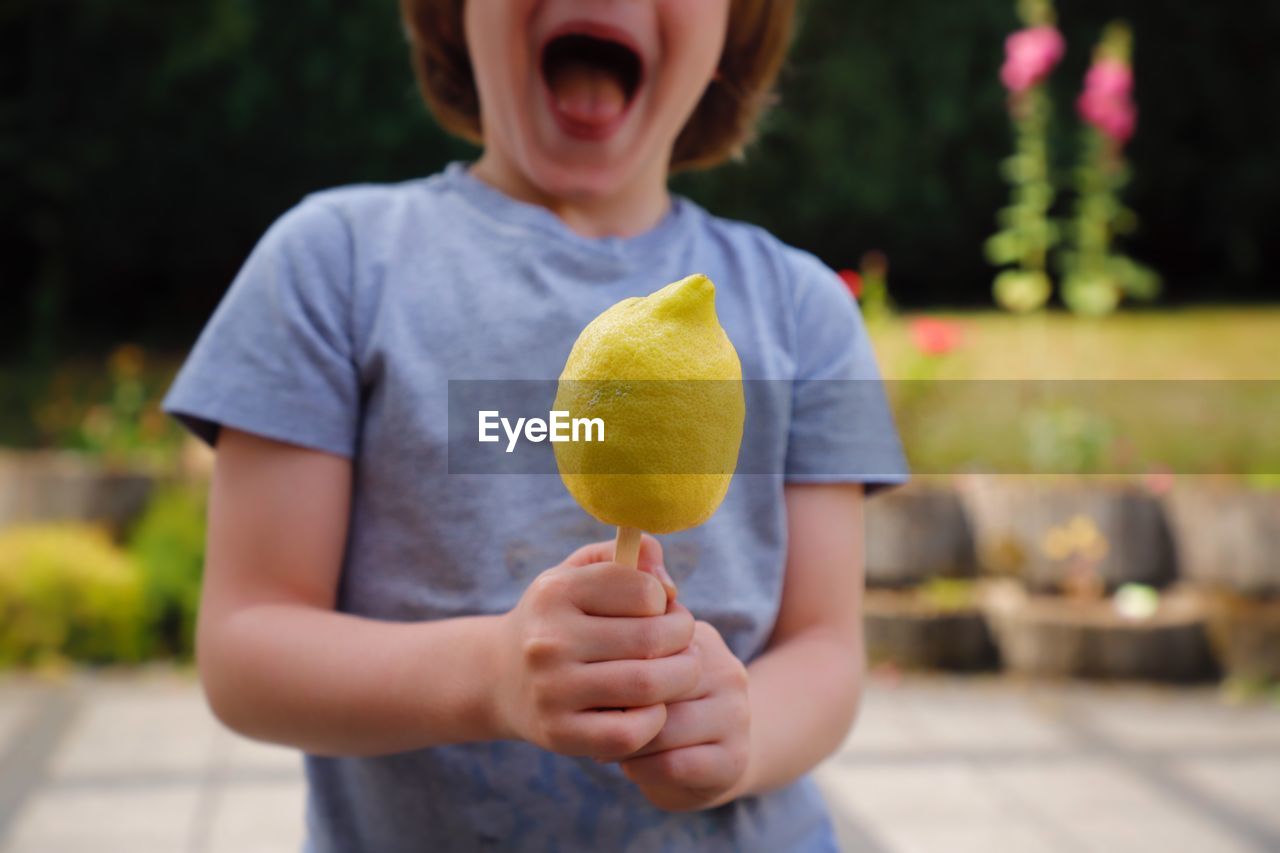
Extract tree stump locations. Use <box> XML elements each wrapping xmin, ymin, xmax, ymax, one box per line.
<box><xmin>1205</xmin><ymin>593</ymin><xmax>1280</xmax><ymax>682</ymax></box>
<box><xmin>865</xmin><ymin>483</ymin><xmax>976</xmax><ymax>588</ymax></box>
<box><xmin>960</xmin><ymin>476</ymin><xmax>1175</xmax><ymax>592</ymax></box>
<box><xmin>981</xmin><ymin>581</ymin><xmax>1216</xmax><ymax>682</ymax></box>
<box><xmin>1165</xmin><ymin>486</ymin><xmax>1280</xmax><ymax>596</ymax></box>
<box><xmin>863</xmin><ymin>588</ymin><xmax>996</xmax><ymax>671</ymax></box>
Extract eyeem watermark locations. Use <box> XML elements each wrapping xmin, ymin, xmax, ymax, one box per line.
<box><xmin>478</xmin><ymin>410</ymin><xmax>605</xmax><ymax>453</ymax></box>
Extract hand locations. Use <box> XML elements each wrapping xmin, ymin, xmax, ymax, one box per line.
<box><xmin>491</xmin><ymin>536</ymin><xmax>699</xmax><ymax>759</ymax></box>
<box><xmin>618</xmin><ymin>620</ymin><xmax>752</xmax><ymax>812</ymax></box>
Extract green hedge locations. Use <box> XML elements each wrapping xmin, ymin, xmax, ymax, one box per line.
<box><xmin>0</xmin><ymin>525</ymin><xmax>144</xmax><ymax>666</ymax></box>
<box><xmin>0</xmin><ymin>484</ymin><xmax>207</xmax><ymax>667</ymax></box>
<box><xmin>128</xmin><ymin>485</ymin><xmax>208</xmax><ymax>658</ymax></box>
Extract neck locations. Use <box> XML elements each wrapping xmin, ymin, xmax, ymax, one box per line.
<box><xmin>470</xmin><ymin>152</ymin><xmax>670</xmax><ymax>239</ymax></box>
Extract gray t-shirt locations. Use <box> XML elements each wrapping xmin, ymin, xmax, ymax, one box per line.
<box><xmin>165</xmin><ymin>163</ymin><xmax>907</xmax><ymax>852</ymax></box>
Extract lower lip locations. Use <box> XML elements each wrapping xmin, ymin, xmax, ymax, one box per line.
<box><xmin>542</xmin><ymin>85</ymin><xmax>635</xmax><ymax>142</ymax></box>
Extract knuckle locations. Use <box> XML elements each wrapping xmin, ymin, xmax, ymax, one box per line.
<box><xmin>677</xmin><ymin>654</ymin><xmax>702</xmax><ymax>694</ymax></box>
<box><xmin>521</xmin><ymin>635</ymin><xmax>563</xmax><ymax>669</ymax></box>
<box><xmin>725</xmin><ymin>658</ymin><xmax>749</xmax><ymax>691</ymax></box>
<box><xmin>541</xmin><ymin>716</ymin><xmax>574</xmax><ymax>753</ymax></box>
<box><xmin>528</xmin><ymin>571</ymin><xmax>569</xmax><ymax>606</ymax></box>
<box><xmin>635</xmin><ymin>620</ymin><xmax>662</xmax><ymax>659</ymax></box>
<box><xmin>606</xmin><ymin>720</ymin><xmax>650</xmax><ymax>757</ymax></box>
<box><xmin>672</xmin><ymin>606</ymin><xmax>696</xmax><ymax>639</ymax></box>
<box><xmin>530</xmin><ymin>680</ymin><xmax>559</xmax><ymax>716</ymax></box>
<box><xmin>659</xmin><ymin>749</ymin><xmax>695</xmax><ymax>781</ymax></box>
<box><xmin>628</xmin><ymin>666</ymin><xmax>660</xmax><ymax>704</ymax></box>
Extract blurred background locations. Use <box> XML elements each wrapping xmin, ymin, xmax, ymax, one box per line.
<box><xmin>1</xmin><ymin>0</ymin><xmax>1278</xmax><ymax>851</ymax></box>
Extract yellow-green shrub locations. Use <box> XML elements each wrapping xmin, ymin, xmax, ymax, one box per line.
<box><xmin>128</xmin><ymin>485</ymin><xmax>207</xmax><ymax>658</ymax></box>
<box><xmin>0</xmin><ymin>525</ymin><xmax>144</xmax><ymax>665</ymax></box>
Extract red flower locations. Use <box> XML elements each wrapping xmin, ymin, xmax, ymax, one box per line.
<box><xmin>910</xmin><ymin>317</ymin><xmax>964</xmax><ymax>356</ymax></box>
<box><xmin>838</xmin><ymin>269</ymin><xmax>863</xmax><ymax>299</ymax></box>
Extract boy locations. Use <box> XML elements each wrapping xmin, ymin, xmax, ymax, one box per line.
<box><xmin>165</xmin><ymin>0</ymin><xmax>907</xmax><ymax>849</ymax></box>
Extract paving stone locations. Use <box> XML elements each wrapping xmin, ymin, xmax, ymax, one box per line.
<box><xmin>1062</xmin><ymin>816</ymin><xmax>1256</xmax><ymax>853</ymax></box>
<box><xmin>1073</xmin><ymin>692</ymin><xmax>1280</xmax><ymax>751</ymax></box>
<box><xmin>205</xmin><ymin>780</ymin><xmax>307</xmax><ymax>853</ymax></box>
<box><xmin>859</xmin><ymin>821</ymin><xmax>1064</xmax><ymax>853</ymax></box>
<box><xmin>4</xmin><ymin>674</ymin><xmax>1278</xmax><ymax>853</ymax></box>
<box><xmin>815</xmin><ymin>762</ymin><xmax>1018</xmax><ymax>824</ymax></box>
<box><xmin>903</xmin><ymin>697</ymin><xmax>1074</xmax><ymax>753</ymax></box>
<box><xmin>1172</xmin><ymin>756</ymin><xmax>1280</xmax><ymax>836</ymax></box>
<box><xmin>48</xmin><ymin>688</ymin><xmax>219</xmax><ymax>781</ymax></box>
<box><xmin>843</xmin><ymin>692</ymin><xmax>925</xmax><ymax>753</ymax></box>
<box><xmin>983</xmin><ymin>758</ymin><xmax>1257</xmax><ymax>852</ymax></box>
<box><xmin>0</xmin><ymin>692</ymin><xmax>33</xmax><ymax>755</ymax></box>
<box><xmin>3</xmin><ymin>786</ymin><xmax>199</xmax><ymax>852</ymax></box>
<box><xmin>222</xmin><ymin>732</ymin><xmax>304</xmax><ymax>777</ymax></box>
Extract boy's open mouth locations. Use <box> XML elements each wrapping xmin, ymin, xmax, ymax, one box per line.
<box><xmin>541</xmin><ymin>26</ymin><xmax>644</xmax><ymax>138</ymax></box>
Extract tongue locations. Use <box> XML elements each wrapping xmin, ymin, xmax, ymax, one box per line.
<box><xmin>547</xmin><ymin>59</ymin><xmax>627</xmax><ymax>125</ymax></box>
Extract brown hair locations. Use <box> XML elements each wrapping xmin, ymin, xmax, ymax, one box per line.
<box><xmin>399</xmin><ymin>0</ymin><xmax>797</xmax><ymax>171</ymax></box>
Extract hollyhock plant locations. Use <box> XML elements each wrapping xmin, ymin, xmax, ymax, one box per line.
<box><xmin>1000</xmin><ymin>25</ymin><xmax>1065</xmax><ymax>94</ymax></box>
<box><xmin>986</xmin><ymin>0</ymin><xmax>1062</xmax><ymax>314</ymax></box>
<box><xmin>1078</xmin><ymin>58</ymin><xmax>1137</xmax><ymax>146</ymax></box>
<box><xmin>1060</xmin><ymin>23</ymin><xmax>1160</xmax><ymax>316</ymax></box>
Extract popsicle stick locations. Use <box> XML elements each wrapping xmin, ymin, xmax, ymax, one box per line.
<box><xmin>614</xmin><ymin>526</ymin><xmax>643</xmax><ymax>568</ymax></box>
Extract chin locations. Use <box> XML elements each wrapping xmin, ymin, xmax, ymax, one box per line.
<box><xmin>524</xmin><ymin>154</ymin><xmax>641</xmax><ymax>202</ymax></box>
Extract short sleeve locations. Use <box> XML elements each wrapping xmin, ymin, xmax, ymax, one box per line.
<box><xmin>162</xmin><ymin>198</ymin><xmax>361</xmax><ymax>457</ymax></box>
<box><xmin>782</xmin><ymin>250</ymin><xmax>909</xmax><ymax>490</ymax></box>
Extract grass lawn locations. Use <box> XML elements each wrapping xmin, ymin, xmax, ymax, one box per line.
<box><xmin>2</xmin><ymin>309</ymin><xmax>1277</xmax><ymax>478</ymax></box>
<box><xmin>867</xmin><ymin>308</ymin><xmax>1280</xmax><ymax>479</ymax></box>
<box><xmin>868</xmin><ymin>308</ymin><xmax>1280</xmax><ymax>380</ymax></box>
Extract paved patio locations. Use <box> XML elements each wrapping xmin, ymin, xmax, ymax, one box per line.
<box><xmin>0</xmin><ymin>672</ymin><xmax>1277</xmax><ymax>852</ymax></box>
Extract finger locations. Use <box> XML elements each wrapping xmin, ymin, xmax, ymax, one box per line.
<box><xmin>620</xmin><ymin>743</ymin><xmax>735</xmax><ymax>790</ymax></box>
<box><xmin>561</xmin><ymin>539</ymin><xmax>620</xmax><ymax>568</ymax></box>
<box><xmin>551</xmin><ymin>705</ymin><xmax>668</xmax><ymax>759</ymax></box>
<box><xmin>634</xmin><ymin>535</ymin><xmax>677</xmax><ymax>600</ymax></box>
<box><xmin>567</xmin><ymin>649</ymin><xmax>700</xmax><ymax>710</ymax></box>
<box><xmin>577</xmin><ymin>604</ymin><xmax>696</xmax><ymax>663</ymax></box>
<box><xmin>621</xmin><ymin>697</ymin><xmax>721</xmax><ymax>758</ymax></box>
<box><xmin>566</xmin><ymin>563</ymin><xmax>668</xmax><ymax>617</ymax></box>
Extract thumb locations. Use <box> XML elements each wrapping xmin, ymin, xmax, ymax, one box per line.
<box><xmin>635</xmin><ymin>535</ymin><xmax>677</xmax><ymax>601</ymax></box>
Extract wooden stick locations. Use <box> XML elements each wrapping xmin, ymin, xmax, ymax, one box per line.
<box><xmin>614</xmin><ymin>526</ymin><xmax>643</xmax><ymax>568</ymax></box>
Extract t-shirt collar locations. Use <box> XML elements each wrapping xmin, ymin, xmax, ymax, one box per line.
<box><xmin>439</xmin><ymin>161</ymin><xmax>688</xmax><ymax>264</ymax></box>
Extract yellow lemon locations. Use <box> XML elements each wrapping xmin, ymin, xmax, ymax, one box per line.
<box><xmin>553</xmin><ymin>274</ymin><xmax>745</xmax><ymax>534</ymax></box>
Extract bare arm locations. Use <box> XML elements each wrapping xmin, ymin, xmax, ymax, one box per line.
<box><xmin>197</xmin><ymin>428</ymin><xmax>505</xmax><ymax>755</ymax></box>
<box><xmin>198</xmin><ymin>428</ymin><xmax>699</xmax><ymax>759</ymax></box>
<box><xmin>739</xmin><ymin>482</ymin><xmax>866</xmax><ymax>795</ymax></box>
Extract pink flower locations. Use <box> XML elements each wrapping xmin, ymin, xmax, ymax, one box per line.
<box><xmin>1084</xmin><ymin>59</ymin><xmax>1133</xmax><ymax>98</ymax></box>
<box><xmin>837</xmin><ymin>269</ymin><xmax>863</xmax><ymax>299</ymax></box>
<box><xmin>1078</xmin><ymin>58</ymin><xmax>1137</xmax><ymax>145</ymax></box>
<box><xmin>1000</xmin><ymin>26</ymin><xmax>1066</xmax><ymax>93</ymax></box>
<box><xmin>910</xmin><ymin>317</ymin><xmax>964</xmax><ymax>356</ymax></box>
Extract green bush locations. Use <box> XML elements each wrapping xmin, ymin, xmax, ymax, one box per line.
<box><xmin>0</xmin><ymin>525</ymin><xmax>144</xmax><ymax>666</ymax></box>
<box><xmin>128</xmin><ymin>485</ymin><xmax>208</xmax><ymax>658</ymax></box>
